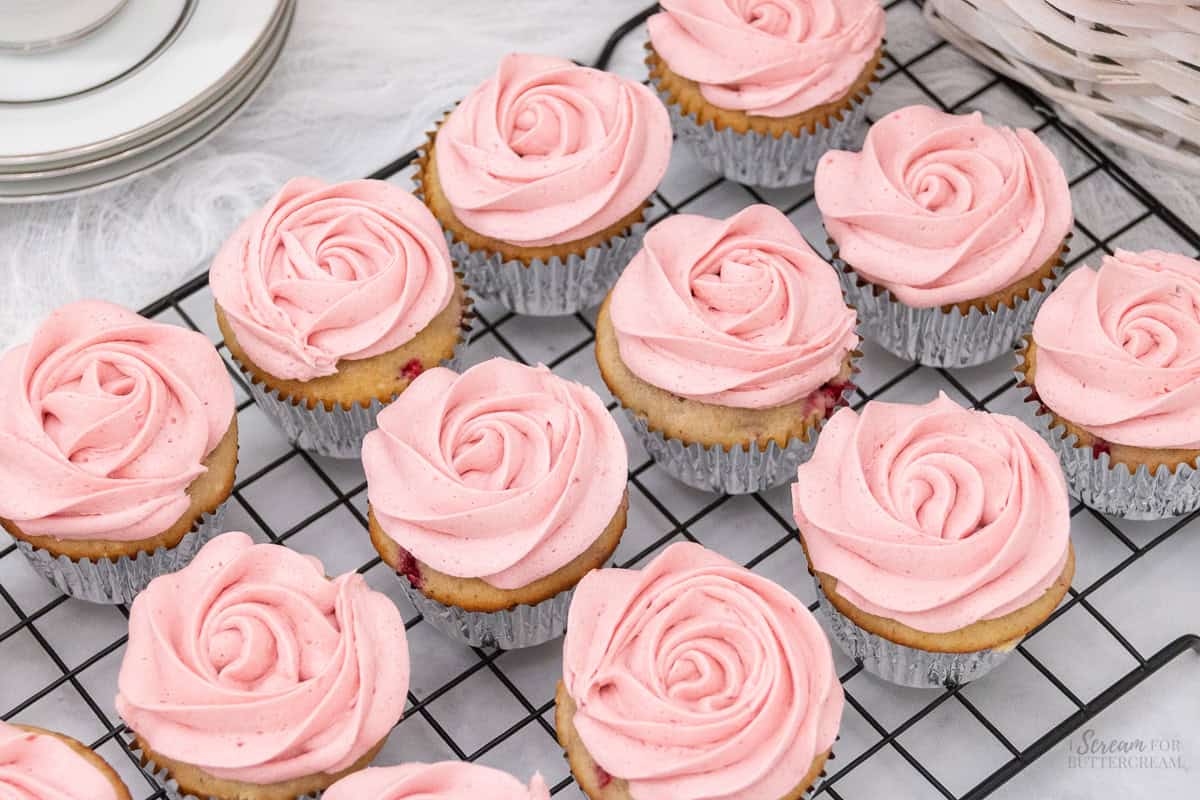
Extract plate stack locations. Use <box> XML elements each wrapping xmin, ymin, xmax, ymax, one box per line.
<box><xmin>0</xmin><ymin>0</ymin><xmax>295</xmax><ymax>201</ymax></box>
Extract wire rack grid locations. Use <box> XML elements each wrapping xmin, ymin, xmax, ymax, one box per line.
<box><xmin>2</xmin><ymin>2</ymin><xmax>1199</xmax><ymax>798</ymax></box>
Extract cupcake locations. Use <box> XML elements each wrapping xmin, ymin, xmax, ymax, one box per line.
<box><xmin>324</xmin><ymin>763</ymin><xmax>549</xmax><ymax>800</ymax></box>
<box><xmin>557</xmin><ymin>542</ymin><xmax>843</xmax><ymax>800</ymax></box>
<box><xmin>0</xmin><ymin>301</ymin><xmax>236</xmax><ymax>604</ymax></box>
<box><xmin>116</xmin><ymin>532</ymin><xmax>409</xmax><ymax>800</ymax></box>
<box><xmin>362</xmin><ymin>357</ymin><xmax>628</xmax><ymax>649</ymax></box>
<box><xmin>647</xmin><ymin>0</ymin><xmax>884</xmax><ymax>187</ymax></box>
<box><xmin>416</xmin><ymin>53</ymin><xmax>671</xmax><ymax>316</ymax></box>
<box><xmin>597</xmin><ymin>204</ymin><xmax>859</xmax><ymax>494</ymax></box>
<box><xmin>0</xmin><ymin>722</ymin><xmax>131</xmax><ymax>799</ymax></box>
<box><xmin>816</xmin><ymin>105</ymin><xmax>1073</xmax><ymax>367</ymax></box>
<box><xmin>211</xmin><ymin>177</ymin><xmax>467</xmax><ymax>458</ymax></box>
<box><xmin>1017</xmin><ymin>249</ymin><xmax>1200</xmax><ymax>519</ymax></box>
<box><xmin>792</xmin><ymin>393</ymin><xmax>1075</xmax><ymax>688</ymax></box>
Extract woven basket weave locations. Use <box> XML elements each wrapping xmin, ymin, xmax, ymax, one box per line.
<box><xmin>924</xmin><ymin>0</ymin><xmax>1200</xmax><ymax>174</ymax></box>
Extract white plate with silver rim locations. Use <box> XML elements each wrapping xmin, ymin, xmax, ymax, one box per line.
<box><xmin>0</xmin><ymin>0</ymin><xmax>285</xmax><ymax>170</ymax></box>
<box><xmin>0</xmin><ymin>0</ymin><xmax>187</xmax><ymax>103</ymax></box>
<box><xmin>0</xmin><ymin>0</ymin><xmax>129</xmax><ymax>52</ymax></box>
<box><xmin>0</xmin><ymin>0</ymin><xmax>293</xmax><ymax>201</ymax></box>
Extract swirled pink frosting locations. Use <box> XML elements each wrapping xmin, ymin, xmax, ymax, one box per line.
<box><xmin>324</xmin><ymin>763</ymin><xmax>549</xmax><ymax>800</ymax></box>
<box><xmin>1032</xmin><ymin>249</ymin><xmax>1200</xmax><ymax>449</ymax></box>
<box><xmin>562</xmin><ymin>542</ymin><xmax>843</xmax><ymax>800</ymax></box>
<box><xmin>610</xmin><ymin>205</ymin><xmax>858</xmax><ymax>409</ymax></box>
<box><xmin>363</xmin><ymin>358</ymin><xmax>627</xmax><ymax>589</ymax></box>
<box><xmin>648</xmin><ymin>0</ymin><xmax>885</xmax><ymax>117</ymax></box>
<box><xmin>816</xmin><ymin>105</ymin><xmax>1072</xmax><ymax>308</ymax></box>
<box><xmin>0</xmin><ymin>723</ymin><xmax>120</xmax><ymax>800</ymax></box>
<box><xmin>210</xmin><ymin>177</ymin><xmax>456</xmax><ymax>382</ymax></box>
<box><xmin>792</xmin><ymin>394</ymin><xmax>1071</xmax><ymax>634</ymax></box>
<box><xmin>0</xmin><ymin>301</ymin><xmax>233</xmax><ymax>541</ymax></box>
<box><xmin>115</xmin><ymin>532</ymin><xmax>409</xmax><ymax>785</ymax></box>
<box><xmin>434</xmin><ymin>53</ymin><xmax>671</xmax><ymax>247</ymax></box>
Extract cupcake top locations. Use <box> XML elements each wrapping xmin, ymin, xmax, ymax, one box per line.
<box><xmin>562</xmin><ymin>542</ymin><xmax>843</xmax><ymax>800</ymax></box>
<box><xmin>792</xmin><ymin>394</ymin><xmax>1071</xmax><ymax>634</ymax></box>
<box><xmin>210</xmin><ymin>177</ymin><xmax>456</xmax><ymax>382</ymax></box>
<box><xmin>433</xmin><ymin>53</ymin><xmax>671</xmax><ymax>248</ymax></box>
<box><xmin>0</xmin><ymin>301</ymin><xmax>233</xmax><ymax>541</ymax></box>
<box><xmin>816</xmin><ymin>105</ymin><xmax>1072</xmax><ymax>308</ymax></box>
<box><xmin>363</xmin><ymin>358</ymin><xmax>626</xmax><ymax>590</ymax></box>
<box><xmin>1031</xmin><ymin>249</ymin><xmax>1200</xmax><ymax>449</ymax></box>
<box><xmin>648</xmin><ymin>0</ymin><xmax>885</xmax><ymax>117</ymax></box>
<box><xmin>116</xmin><ymin>532</ymin><xmax>409</xmax><ymax>785</ymax></box>
<box><xmin>610</xmin><ymin>204</ymin><xmax>858</xmax><ymax>409</ymax></box>
<box><xmin>324</xmin><ymin>763</ymin><xmax>549</xmax><ymax>800</ymax></box>
<box><xmin>0</xmin><ymin>723</ymin><xmax>124</xmax><ymax>800</ymax></box>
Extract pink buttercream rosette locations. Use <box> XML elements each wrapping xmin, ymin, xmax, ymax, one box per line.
<box><xmin>0</xmin><ymin>300</ymin><xmax>235</xmax><ymax>603</ymax></box>
<box><xmin>116</xmin><ymin>532</ymin><xmax>410</xmax><ymax>789</ymax></box>
<box><xmin>607</xmin><ymin>205</ymin><xmax>860</xmax><ymax>494</ymax></box>
<box><xmin>363</xmin><ymin>358</ymin><xmax>628</xmax><ymax>648</ymax></box>
<box><xmin>560</xmin><ymin>542</ymin><xmax>843</xmax><ymax>800</ymax></box>
<box><xmin>0</xmin><ymin>722</ymin><xmax>127</xmax><ymax>800</ymax></box>
<box><xmin>792</xmin><ymin>394</ymin><xmax>1073</xmax><ymax>687</ymax></box>
<box><xmin>424</xmin><ymin>53</ymin><xmax>671</xmax><ymax>314</ymax></box>
<box><xmin>816</xmin><ymin>105</ymin><xmax>1073</xmax><ymax>366</ymax></box>
<box><xmin>1020</xmin><ymin>249</ymin><xmax>1200</xmax><ymax>519</ymax></box>
<box><xmin>210</xmin><ymin>176</ymin><xmax>462</xmax><ymax>457</ymax></box>
<box><xmin>647</xmin><ymin>0</ymin><xmax>885</xmax><ymax>186</ymax></box>
<box><xmin>324</xmin><ymin>763</ymin><xmax>549</xmax><ymax>800</ymax></box>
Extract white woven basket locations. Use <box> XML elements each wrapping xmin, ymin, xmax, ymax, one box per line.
<box><xmin>924</xmin><ymin>0</ymin><xmax>1200</xmax><ymax>174</ymax></box>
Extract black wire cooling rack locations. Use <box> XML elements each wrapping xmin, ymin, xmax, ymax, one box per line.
<box><xmin>3</xmin><ymin>2</ymin><xmax>1199</xmax><ymax>798</ymax></box>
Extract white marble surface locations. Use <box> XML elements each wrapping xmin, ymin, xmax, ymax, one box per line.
<box><xmin>1</xmin><ymin>2</ymin><xmax>1198</xmax><ymax>799</ymax></box>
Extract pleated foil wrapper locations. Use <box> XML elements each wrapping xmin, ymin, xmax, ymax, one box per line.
<box><xmin>447</xmin><ymin>223</ymin><xmax>647</xmax><ymax>316</ymax></box>
<box><xmin>138</xmin><ymin>748</ymin><xmax>318</xmax><ymax>800</ymax></box>
<box><xmin>813</xmin><ymin>578</ymin><xmax>1018</xmax><ymax>689</ymax></box>
<box><xmin>15</xmin><ymin>505</ymin><xmax>226</xmax><ymax>605</ymax></box>
<box><xmin>835</xmin><ymin>254</ymin><xmax>1064</xmax><ymax>368</ymax></box>
<box><xmin>653</xmin><ymin>85</ymin><xmax>870</xmax><ymax>188</ymax></box>
<box><xmin>240</xmin><ymin>342</ymin><xmax>466</xmax><ymax>460</ymax></box>
<box><xmin>1015</xmin><ymin>393</ymin><xmax>1200</xmax><ymax>521</ymax></box>
<box><xmin>626</xmin><ymin>379</ymin><xmax>853</xmax><ymax>495</ymax></box>
<box><xmin>399</xmin><ymin>579</ymin><xmax>574</xmax><ymax>650</ymax></box>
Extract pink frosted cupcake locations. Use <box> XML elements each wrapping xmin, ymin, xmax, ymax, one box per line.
<box><xmin>0</xmin><ymin>722</ymin><xmax>131</xmax><ymax>799</ymax></box>
<box><xmin>793</xmin><ymin>394</ymin><xmax>1075</xmax><ymax>688</ymax></box>
<box><xmin>557</xmin><ymin>542</ymin><xmax>843</xmax><ymax>800</ymax></box>
<box><xmin>647</xmin><ymin>0</ymin><xmax>884</xmax><ymax>187</ymax></box>
<box><xmin>0</xmin><ymin>301</ymin><xmax>236</xmax><ymax>604</ymax></box>
<box><xmin>363</xmin><ymin>358</ymin><xmax>628</xmax><ymax>649</ymax></box>
<box><xmin>816</xmin><ymin>105</ymin><xmax>1073</xmax><ymax>366</ymax></box>
<box><xmin>325</xmin><ymin>763</ymin><xmax>548</xmax><ymax>800</ymax></box>
<box><xmin>596</xmin><ymin>204</ymin><xmax>859</xmax><ymax>493</ymax></box>
<box><xmin>1019</xmin><ymin>249</ymin><xmax>1200</xmax><ymax>519</ymax></box>
<box><xmin>418</xmin><ymin>53</ymin><xmax>672</xmax><ymax>315</ymax></box>
<box><xmin>116</xmin><ymin>532</ymin><xmax>410</xmax><ymax>800</ymax></box>
<box><xmin>211</xmin><ymin>177</ymin><xmax>468</xmax><ymax>458</ymax></box>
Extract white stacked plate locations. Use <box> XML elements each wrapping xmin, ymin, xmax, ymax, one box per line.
<box><xmin>0</xmin><ymin>0</ymin><xmax>294</xmax><ymax>201</ymax></box>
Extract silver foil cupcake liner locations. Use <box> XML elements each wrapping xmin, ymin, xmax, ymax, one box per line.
<box><xmin>137</xmin><ymin>748</ymin><xmax>318</xmax><ymax>800</ymax></box>
<box><xmin>15</xmin><ymin>505</ymin><xmax>226</xmax><ymax>605</ymax></box>
<box><xmin>1014</xmin><ymin>391</ymin><xmax>1200</xmax><ymax>521</ymax></box>
<box><xmin>834</xmin><ymin>250</ymin><xmax>1065</xmax><ymax>368</ymax></box>
<box><xmin>399</xmin><ymin>578</ymin><xmax>574</xmax><ymax>650</ymax></box>
<box><xmin>813</xmin><ymin>577</ymin><xmax>1018</xmax><ymax>689</ymax></box>
<box><xmin>625</xmin><ymin>379</ymin><xmax>853</xmax><ymax>495</ymax></box>
<box><xmin>653</xmin><ymin>84</ymin><xmax>870</xmax><ymax>188</ymax></box>
<box><xmin>629</xmin><ymin>414</ymin><xmax>823</xmax><ymax>495</ymax></box>
<box><xmin>445</xmin><ymin>223</ymin><xmax>647</xmax><ymax>316</ymax></box>
<box><xmin>239</xmin><ymin>342</ymin><xmax>466</xmax><ymax>460</ymax></box>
